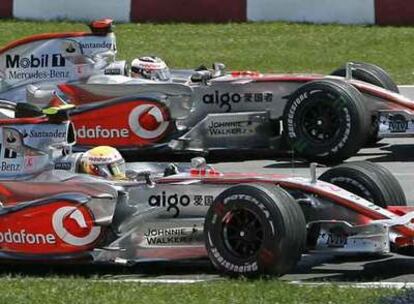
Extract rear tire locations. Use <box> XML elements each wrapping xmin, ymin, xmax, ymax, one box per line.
<box><xmin>318</xmin><ymin>161</ymin><xmax>406</xmax><ymax>207</ymax></box>
<box><xmin>283</xmin><ymin>79</ymin><xmax>370</xmax><ymax>164</ymax></box>
<box><xmin>204</xmin><ymin>184</ymin><xmax>306</xmax><ymax>277</ymax></box>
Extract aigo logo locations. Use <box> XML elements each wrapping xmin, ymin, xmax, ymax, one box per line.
<box><xmin>128</xmin><ymin>104</ymin><xmax>169</xmax><ymax>140</ymax></box>
<box><xmin>52</xmin><ymin>206</ymin><xmax>101</xmax><ymax>247</ymax></box>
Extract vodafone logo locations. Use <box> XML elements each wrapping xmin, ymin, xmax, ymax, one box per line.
<box><xmin>128</xmin><ymin>104</ymin><xmax>169</xmax><ymax>139</ymax></box>
<box><xmin>52</xmin><ymin>206</ymin><xmax>101</xmax><ymax>247</ymax></box>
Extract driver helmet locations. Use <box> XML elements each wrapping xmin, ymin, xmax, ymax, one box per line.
<box><xmin>81</xmin><ymin>146</ymin><xmax>126</xmax><ymax>180</ymax></box>
<box><xmin>131</xmin><ymin>56</ymin><xmax>170</xmax><ymax>81</ymax></box>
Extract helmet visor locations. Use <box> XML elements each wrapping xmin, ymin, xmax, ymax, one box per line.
<box><xmin>152</xmin><ymin>68</ymin><xmax>170</xmax><ymax>81</ymax></box>
<box><xmin>92</xmin><ymin>159</ymin><xmax>126</xmax><ymax>179</ymax></box>
<box><xmin>108</xmin><ymin>159</ymin><xmax>126</xmax><ymax>179</ymax></box>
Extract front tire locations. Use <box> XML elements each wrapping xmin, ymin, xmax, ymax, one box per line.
<box><xmin>204</xmin><ymin>184</ymin><xmax>306</xmax><ymax>277</ymax></box>
<box><xmin>283</xmin><ymin>79</ymin><xmax>370</xmax><ymax>164</ymax></box>
<box><xmin>331</xmin><ymin>62</ymin><xmax>399</xmax><ymax>145</ymax></box>
<box><xmin>319</xmin><ymin>161</ymin><xmax>406</xmax><ymax>207</ymax></box>
<box><xmin>331</xmin><ymin>62</ymin><xmax>399</xmax><ymax>93</ymax></box>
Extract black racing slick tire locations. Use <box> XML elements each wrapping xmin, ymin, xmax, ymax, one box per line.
<box><xmin>331</xmin><ymin>62</ymin><xmax>399</xmax><ymax>93</ymax></box>
<box><xmin>283</xmin><ymin>79</ymin><xmax>370</xmax><ymax>164</ymax></box>
<box><xmin>204</xmin><ymin>184</ymin><xmax>306</xmax><ymax>277</ymax></box>
<box><xmin>331</xmin><ymin>62</ymin><xmax>398</xmax><ymax>145</ymax></box>
<box><xmin>319</xmin><ymin>161</ymin><xmax>406</xmax><ymax>208</ymax></box>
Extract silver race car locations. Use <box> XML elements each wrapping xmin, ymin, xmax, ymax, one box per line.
<box><xmin>0</xmin><ymin>103</ymin><xmax>413</xmax><ymax>277</ymax></box>
<box><xmin>2</xmin><ymin>20</ymin><xmax>414</xmax><ymax>163</ymax></box>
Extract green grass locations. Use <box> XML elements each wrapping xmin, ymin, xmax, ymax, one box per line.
<box><xmin>0</xmin><ymin>277</ymin><xmax>400</xmax><ymax>304</ymax></box>
<box><xmin>0</xmin><ymin>20</ymin><xmax>413</xmax><ymax>83</ymax></box>
<box><xmin>0</xmin><ymin>19</ymin><xmax>411</xmax><ymax>302</ymax></box>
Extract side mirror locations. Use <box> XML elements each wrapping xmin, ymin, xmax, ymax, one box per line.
<box><xmin>190</xmin><ymin>70</ymin><xmax>212</xmax><ymax>84</ymax></box>
<box><xmin>125</xmin><ymin>170</ymin><xmax>155</xmax><ymax>187</ymax></box>
<box><xmin>212</xmin><ymin>62</ymin><xmax>226</xmax><ymax>77</ymax></box>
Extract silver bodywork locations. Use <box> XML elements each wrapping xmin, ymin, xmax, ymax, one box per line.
<box><xmin>0</xmin><ymin>116</ymin><xmax>413</xmax><ymax>264</ymax></box>
<box><xmin>30</xmin><ymin>68</ymin><xmax>414</xmax><ymax>155</ymax></box>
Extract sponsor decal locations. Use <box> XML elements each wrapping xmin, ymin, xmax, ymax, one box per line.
<box><xmin>143</xmin><ymin>226</ymin><xmax>198</xmax><ymax>246</ymax></box>
<box><xmin>148</xmin><ymin>192</ymin><xmax>214</xmax><ymax>217</ymax></box>
<box><xmin>388</xmin><ymin>114</ymin><xmax>408</xmax><ymax>133</ymax></box>
<box><xmin>54</xmin><ymin>162</ymin><xmax>72</xmax><ymax>170</ymax></box>
<box><xmin>65</xmin><ymin>43</ymin><xmax>77</xmax><ymax>54</ymax></box>
<box><xmin>72</xmin><ymin>101</ymin><xmax>169</xmax><ymax>147</ymax></box>
<box><xmin>6</xmin><ymin>54</ymin><xmax>65</xmax><ymax>69</ymax></box>
<box><xmin>21</xmin><ymin>129</ymin><xmax>67</xmax><ymax>139</ymax></box>
<box><xmin>104</xmin><ymin>68</ymin><xmax>121</xmax><ymax>75</ymax></box>
<box><xmin>128</xmin><ymin>104</ymin><xmax>169</xmax><ymax>140</ymax></box>
<box><xmin>8</xmin><ymin>70</ymin><xmax>70</xmax><ymax>81</ymax></box>
<box><xmin>0</xmin><ymin>161</ymin><xmax>21</xmax><ymax>172</ymax></box>
<box><xmin>52</xmin><ymin>206</ymin><xmax>101</xmax><ymax>247</ymax></box>
<box><xmin>318</xmin><ymin>231</ymin><xmax>348</xmax><ymax>247</ymax></box>
<box><xmin>202</xmin><ymin>91</ymin><xmax>273</xmax><ymax>112</ymax></box>
<box><xmin>76</xmin><ymin>125</ymin><xmax>129</xmax><ymax>139</ymax></box>
<box><xmin>5</xmin><ymin>53</ymin><xmax>70</xmax><ymax>81</ymax></box>
<box><xmin>210</xmin><ymin>246</ymin><xmax>259</xmax><ymax>273</ymax></box>
<box><xmin>207</xmin><ymin>120</ymin><xmax>255</xmax><ymax>137</ymax></box>
<box><xmin>0</xmin><ymin>229</ymin><xmax>55</xmax><ymax>245</ymax></box>
<box><xmin>79</xmin><ymin>42</ymin><xmax>113</xmax><ymax>50</ymax></box>
<box><xmin>0</xmin><ymin>202</ymin><xmax>101</xmax><ymax>254</ymax></box>
<box><xmin>286</xmin><ymin>92</ymin><xmax>308</xmax><ymax>138</ymax></box>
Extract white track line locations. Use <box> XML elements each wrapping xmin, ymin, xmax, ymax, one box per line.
<box><xmin>290</xmin><ymin>281</ymin><xmax>414</xmax><ymax>289</ymax></box>
<box><xmin>101</xmin><ymin>278</ymin><xmax>213</xmax><ymax>284</ymax></box>
<box><xmin>101</xmin><ymin>278</ymin><xmax>414</xmax><ymax>288</ymax></box>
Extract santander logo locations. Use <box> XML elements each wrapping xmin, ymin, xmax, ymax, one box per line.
<box><xmin>52</xmin><ymin>206</ymin><xmax>101</xmax><ymax>247</ymax></box>
<box><xmin>128</xmin><ymin>104</ymin><xmax>169</xmax><ymax>139</ymax></box>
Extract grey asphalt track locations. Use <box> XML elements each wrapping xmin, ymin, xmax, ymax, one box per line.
<box><xmin>213</xmin><ymin>137</ymin><xmax>414</xmax><ymax>205</ymax></box>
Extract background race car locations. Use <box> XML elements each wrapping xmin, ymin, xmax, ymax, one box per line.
<box><xmin>25</xmin><ymin>61</ymin><xmax>414</xmax><ymax>164</ymax></box>
<box><xmin>3</xmin><ymin>20</ymin><xmax>414</xmax><ymax>164</ymax></box>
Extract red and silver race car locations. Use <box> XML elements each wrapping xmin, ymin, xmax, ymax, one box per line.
<box><xmin>2</xmin><ymin>20</ymin><xmax>414</xmax><ymax>163</ymax></box>
<box><xmin>0</xmin><ymin>103</ymin><xmax>413</xmax><ymax>276</ymax></box>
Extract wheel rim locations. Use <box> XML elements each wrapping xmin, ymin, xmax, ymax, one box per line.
<box><xmin>300</xmin><ymin>92</ymin><xmax>344</xmax><ymax>144</ymax></box>
<box><xmin>222</xmin><ymin>208</ymin><xmax>264</xmax><ymax>259</ymax></box>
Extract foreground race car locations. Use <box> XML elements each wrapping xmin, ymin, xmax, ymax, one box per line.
<box><xmin>0</xmin><ymin>105</ymin><xmax>413</xmax><ymax>276</ymax></box>
<box><xmin>2</xmin><ymin>21</ymin><xmax>414</xmax><ymax>164</ymax></box>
